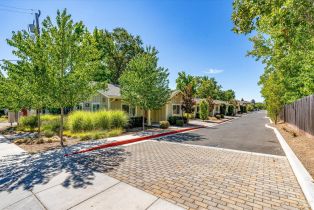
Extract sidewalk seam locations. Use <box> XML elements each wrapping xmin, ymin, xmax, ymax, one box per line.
<box><xmin>67</xmin><ymin>181</ymin><xmax>121</xmax><ymax>209</ymax></box>
<box><xmin>32</xmin><ymin>192</ymin><xmax>48</xmax><ymax>210</ymax></box>
<box><xmin>144</xmin><ymin>197</ymin><xmax>159</xmax><ymax>210</ymax></box>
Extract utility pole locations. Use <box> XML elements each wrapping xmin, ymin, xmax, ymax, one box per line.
<box><xmin>35</xmin><ymin>10</ymin><xmax>41</xmax><ymax>34</ymax></box>
<box><xmin>28</xmin><ymin>10</ymin><xmax>40</xmax><ymax>35</ymax></box>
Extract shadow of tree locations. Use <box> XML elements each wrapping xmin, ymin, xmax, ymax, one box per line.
<box><xmin>0</xmin><ymin>146</ymin><xmax>130</xmax><ymax>192</ymax></box>
<box><xmin>153</xmin><ymin>132</ymin><xmax>206</xmax><ymax>143</ymax></box>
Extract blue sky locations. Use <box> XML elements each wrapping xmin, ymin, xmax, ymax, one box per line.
<box><xmin>0</xmin><ymin>0</ymin><xmax>264</xmax><ymax>102</ymax></box>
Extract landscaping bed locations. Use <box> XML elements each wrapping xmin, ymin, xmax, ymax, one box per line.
<box><xmin>0</xmin><ymin>116</ymin><xmax>7</xmax><ymax>123</ymax></box>
<box><xmin>1</xmin><ymin>111</ymin><xmax>184</xmax><ymax>154</ymax></box>
<box><xmin>0</xmin><ymin>110</ymin><xmax>129</xmax><ymax>153</ymax></box>
<box><xmin>275</xmin><ymin>123</ymin><xmax>314</xmax><ymax>178</ymax></box>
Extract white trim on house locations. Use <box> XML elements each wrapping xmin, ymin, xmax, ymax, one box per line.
<box><xmin>121</xmin><ymin>103</ymin><xmax>136</xmax><ymax>117</ymax></box>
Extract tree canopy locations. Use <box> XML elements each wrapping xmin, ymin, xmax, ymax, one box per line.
<box><xmin>232</xmin><ymin>0</ymin><xmax>314</xmax><ymax>120</ymax></box>
<box><xmin>93</xmin><ymin>27</ymin><xmax>145</xmax><ymax>84</ymax></box>
<box><xmin>119</xmin><ymin>52</ymin><xmax>171</xmax><ymax>130</ymax></box>
<box><xmin>176</xmin><ymin>72</ymin><xmax>197</xmax><ymax>115</ymax></box>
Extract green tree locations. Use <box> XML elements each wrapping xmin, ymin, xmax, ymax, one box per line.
<box><xmin>5</xmin><ymin>26</ymin><xmax>50</xmax><ymax>134</ymax></box>
<box><xmin>232</xmin><ymin>0</ymin><xmax>314</xmax><ymax>116</ymax></box>
<box><xmin>0</xmin><ymin>67</ymin><xmax>32</xmax><ymax>123</ymax></box>
<box><xmin>42</xmin><ymin>9</ymin><xmax>101</xmax><ymax>146</ymax></box>
<box><xmin>260</xmin><ymin>71</ymin><xmax>285</xmax><ymax>123</ymax></box>
<box><xmin>93</xmin><ymin>28</ymin><xmax>145</xmax><ymax>84</ymax></box>
<box><xmin>199</xmin><ymin>100</ymin><xmax>209</xmax><ymax>121</ymax></box>
<box><xmin>119</xmin><ymin>53</ymin><xmax>171</xmax><ymax>130</ymax></box>
<box><xmin>196</xmin><ymin>76</ymin><xmax>221</xmax><ymax>116</ymax></box>
<box><xmin>176</xmin><ymin>72</ymin><xmax>196</xmax><ymax>117</ymax></box>
<box><xmin>219</xmin><ymin>89</ymin><xmax>235</xmax><ymax>101</ymax></box>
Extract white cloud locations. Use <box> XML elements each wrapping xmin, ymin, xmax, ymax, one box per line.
<box><xmin>203</xmin><ymin>68</ymin><xmax>224</xmax><ymax>74</ymax></box>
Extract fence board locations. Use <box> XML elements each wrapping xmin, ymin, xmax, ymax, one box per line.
<box><xmin>281</xmin><ymin>95</ymin><xmax>314</xmax><ymax>136</ymax></box>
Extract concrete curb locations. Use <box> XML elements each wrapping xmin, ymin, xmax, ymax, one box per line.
<box><xmin>65</xmin><ymin>126</ymin><xmax>203</xmax><ymax>156</ymax></box>
<box><xmin>265</xmin><ymin>123</ymin><xmax>314</xmax><ymax>210</ymax></box>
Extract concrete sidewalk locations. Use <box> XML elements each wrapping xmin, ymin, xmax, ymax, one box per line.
<box><xmin>0</xmin><ymin>135</ymin><xmax>183</xmax><ymax>210</ymax></box>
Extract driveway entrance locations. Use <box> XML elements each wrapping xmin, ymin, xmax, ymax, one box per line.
<box><xmin>156</xmin><ymin>111</ymin><xmax>285</xmax><ymax>156</ymax></box>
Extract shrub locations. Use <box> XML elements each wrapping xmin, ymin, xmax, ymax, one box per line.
<box><xmin>220</xmin><ymin>114</ymin><xmax>224</xmax><ymax>118</ymax></box>
<box><xmin>227</xmin><ymin>105</ymin><xmax>234</xmax><ymax>116</ymax></box>
<box><xmin>247</xmin><ymin>104</ymin><xmax>254</xmax><ymax>112</ymax></box>
<box><xmin>44</xmin><ymin>130</ymin><xmax>54</xmax><ymax>138</ymax></box>
<box><xmin>220</xmin><ymin>104</ymin><xmax>226</xmax><ymax>115</ymax></box>
<box><xmin>215</xmin><ymin>114</ymin><xmax>221</xmax><ymax>119</ymax></box>
<box><xmin>183</xmin><ymin>113</ymin><xmax>194</xmax><ymax>119</ymax></box>
<box><xmin>42</xmin><ymin>119</ymin><xmax>61</xmax><ymax>133</ymax></box>
<box><xmin>176</xmin><ymin>119</ymin><xmax>184</xmax><ymax>127</ymax></box>
<box><xmin>110</xmin><ymin>110</ymin><xmax>128</xmax><ymax>128</ymax></box>
<box><xmin>68</xmin><ymin>110</ymin><xmax>128</xmax><ymax>133</ymax></box>
<box><xmin>199</xmin><ymin>100</ymin><xmax>209</xmax><ymax>120</ymax></box>
<box><xmin>168</xmin><ymin>116</ymin><xmax>188</xmax><ymax>125</ymax></box>
<box><xmin>67</xmin><ymin>111</ymin><xmax>94</xmax><ymax>132</ymax></box>
<box><xmin>19</xmin><ymin>116</ymin><xmax>38</xmax><ymax>130</ymax></box>
<box><xmin>95</xmin><ymin>111</ymin><xmax>111</xmax><ymax>130</ymax></box>
<box><xmin>129</xmin><ymin>117</ymin><xmax>146</xmax><ymax>128</ymax></box>
<box><xmin>41</xmin><ymin>114</ymin><xmax>59</xmax><ymax>122</ymax></box>
<box><xmin>240</xmin><ymin>105</ymin><xmax>247</xmax><ymax>113</ymax></box>
<box><xmin>168</xmin><ymin>116</ymin><xmax>176</xmax><ymax>125</ymax></box>
<box><xmin>160</xmin><ymin>121</ymin><xmax>170</xmax><ymax>129</ymax></box>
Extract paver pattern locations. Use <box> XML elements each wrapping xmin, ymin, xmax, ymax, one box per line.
<box><xmin>107</xmin><ymin>141</ymin><xmax>310</xmax><ymax>210</ymax></box>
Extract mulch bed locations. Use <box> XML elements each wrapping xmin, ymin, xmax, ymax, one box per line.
<box><xmin>275</xmin><ymin>123</ymin><xmax>314</xmax><ymax>179</ymax></box>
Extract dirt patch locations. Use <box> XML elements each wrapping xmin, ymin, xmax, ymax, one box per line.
<box><xmin>15</xmin><ymin>137</ymin><xmax>81</xmax><ymax>154</ymax></box>
<box><xmin>1</xmin><ymin>127</ymin><xmax>90</xmax><ymax>154</ymax></box>
<box><xmin>275</xmin><ymin>123</ymin><xmax>314</xmax><ymax>178</ymax></box>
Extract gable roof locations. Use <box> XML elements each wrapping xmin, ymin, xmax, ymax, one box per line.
<box><xmin>170</xmin><ymin>90</ymin><xmax>181</xmax><ymax>98</ymax></box>
<box><xmin>98</xmin><ymin>84</ymin><xmax>121</xmax><ymax>98</ymax></box>
<box><xmin>194</xmin><ymin>98</ymin><xmax>229</xmax><ymax>105</ymax></box>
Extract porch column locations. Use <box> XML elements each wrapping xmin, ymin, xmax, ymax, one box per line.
<box><xmin>165</xmin><ymin>104</ymin><xmax>169</xmax><ymax>121</ymax></box>
<box><xmin>147</xmin><ymin>109</ymin><xmax>151</xmax><ymax>126</ymax></box>
<box><xmin>107</xmin><ymin>98</ymin><xmax>110</xmax><ymax>110</ymax></box>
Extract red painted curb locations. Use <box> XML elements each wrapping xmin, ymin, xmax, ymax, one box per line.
<box><xmin>65</xmin><ymin>126</ymin><xmax>203</xmax><ymax>157</ymax></box>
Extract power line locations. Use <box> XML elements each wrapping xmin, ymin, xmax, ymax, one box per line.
<box><xmin>0</xmin><ymin>60</ymin><xmax>20</xmax><ymax>62</ymax></box>
<box><xmin>0</xmin><ymin>4</ymin><xmax>33</xmax><ymax>11</ymax></box>
<box><xmin>0</xmin><ymin>8</ymin><xmax>33</xmax><ymax>15</ymax></box>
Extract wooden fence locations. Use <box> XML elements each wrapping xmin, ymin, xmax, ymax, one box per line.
<box><xmin>280</xmin><ymin>94</ymin><xmax>314</xmax><ymax>136</ymax></box>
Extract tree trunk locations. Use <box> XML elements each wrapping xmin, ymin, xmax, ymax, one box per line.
<box><xmin>60</xmin><ymin>107</ymin><xmax>64</xmax><ymax>147</ymax></box>
<box><xmin>15</xmin><ymin>112</ymin><xmax>19</xmax><ymax>126</ymax></box>
<box><xmin>142</xmin><ymin>110</ymin><xmax>145</xmax><ymax>131</ymax></box>
<box><xmin>37</xmin><ymin>109</ymin><xmax>41</xmax><ymax>137</ymax></box>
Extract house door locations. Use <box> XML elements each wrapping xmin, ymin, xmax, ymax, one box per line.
<box><xmin>21</xmin><ymin>109</ymin><xmax>28</xmax><ymax>116</ymax></box>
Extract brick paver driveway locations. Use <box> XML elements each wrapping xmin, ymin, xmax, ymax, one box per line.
<box><xmin>107</xmin><ymin>141</ymin><xmax>309</xmax><ymax>209</ymax></box>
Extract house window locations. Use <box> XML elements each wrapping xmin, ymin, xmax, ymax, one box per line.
<box><xmin>76</xmin><ymin>103</ymin><xmax>83</xmax><ymax>110</ymax></box>
<box><xmin>122</xmin><ymin>104</ymin><xmax>136</xmax><ymax>117</ymax></box>
<box><xmin>172</xmin><ymin>104</ymin><xmax>181</xmax><ymax>115</ymax></box>
<box><xmin>84</xmin><ymin>103</ymin><xmax>90</xmax><ymax>108</ymax></box>
<box><xmin>92</xmin><ymin>103</ymin><xmax>100</xmax><ymax>112</ymax></box>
